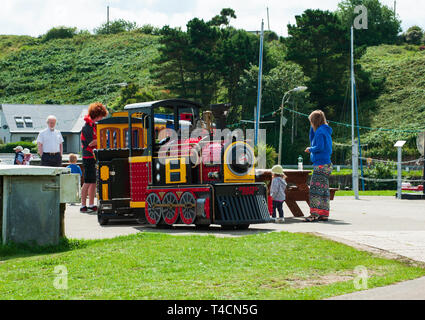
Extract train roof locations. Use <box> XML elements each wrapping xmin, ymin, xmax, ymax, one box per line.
<box><xmin>124</xmin><ymin>99</ymin><xmax>203</xmax><ymax>112</ymax></box>
<box><xmin>97</xmin><ymin>117</ymin><xmax>143</xmax><ymax>125</ymax></box>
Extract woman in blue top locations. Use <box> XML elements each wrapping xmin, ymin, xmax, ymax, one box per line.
<box><xmin>304</xmin><ymin>110</ymin><xmax>333</xmax><ymax>222</ymax></box>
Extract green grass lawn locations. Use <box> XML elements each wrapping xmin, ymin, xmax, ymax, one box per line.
<box><xmin>1</xmin><ymin>232</ymin><xmax>424</xmax><ymax>300</ymax></box>
<box><xmin>335</xmin><ymin>190</ymin><xmax>397</xmax><ymax>196</ymax></box>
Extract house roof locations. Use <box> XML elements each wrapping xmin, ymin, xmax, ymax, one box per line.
<box><xmin>0</xmin><ymin>104</ymin><xmax>88</xmax><ymax>134</ymax></box>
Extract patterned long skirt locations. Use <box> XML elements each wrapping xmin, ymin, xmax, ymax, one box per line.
<box><xmin>309</xmin><ymin>164</ymin><xmax>333</xmax><ymax>218</ymax></box>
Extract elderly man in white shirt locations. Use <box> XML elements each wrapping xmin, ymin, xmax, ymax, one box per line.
<box><xmin>37</xmin><ymin>115</ymin><xmax>64</xmax><ymax>167</ymax></box>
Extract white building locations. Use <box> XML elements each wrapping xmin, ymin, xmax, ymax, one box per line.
<box><xmin>0</xmin><ymin>104</ymin><xmax>88</xmax><ymax>154</ymax></box>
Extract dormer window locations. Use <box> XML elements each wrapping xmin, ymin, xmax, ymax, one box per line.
<box><xmin>24</xmin><ymin>117</ymin><xmax>33</xmax><ymax>128</ymax></box>
<box><xmin>15</xmin><ymin>117</ymin><xmax>24</xmax><ymax>128</ymax></box>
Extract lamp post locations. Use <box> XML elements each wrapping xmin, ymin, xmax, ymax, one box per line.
<box><xmin>278</xmin><ymin>86</ymin><xmax>307</xmax><ymax>165</ymax></box>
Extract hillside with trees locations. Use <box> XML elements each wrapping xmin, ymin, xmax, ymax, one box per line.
<box><xmin>1</xmin><ymin>1</ymin><xmax>425</xmax><ymax>163</ymax></box>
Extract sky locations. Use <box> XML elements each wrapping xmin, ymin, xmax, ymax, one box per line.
<box><xmin>0</xmin><ymin>0</ymin><xmax>424</xmax><ymax>37</ymax></box>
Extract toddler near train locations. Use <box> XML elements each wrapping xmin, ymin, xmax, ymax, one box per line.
<box><xmin>270</xmin><ymin>165</ymin><xmax>287</xmax><ymax>223</ymax></box>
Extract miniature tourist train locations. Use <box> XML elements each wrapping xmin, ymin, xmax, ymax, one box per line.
<box><xmin>95</xmin><ymin>99</ymin><xmax>273</xmax><ymax>228</ymax></box>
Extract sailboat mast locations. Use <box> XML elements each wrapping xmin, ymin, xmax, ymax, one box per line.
<box><xmin>351</xmin><ymin>26</ymin><xmax>360</xmax><ymax>199</ymax></box>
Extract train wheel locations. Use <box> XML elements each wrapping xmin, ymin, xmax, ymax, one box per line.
<box><xmin>180</xmin><ymin>192</ymin><xmax>197</xmax><ymax>225</ymax></box>
<box><xmin>145</xmin><ymin>193</ymin><xmax>162</xmax><ymax>225</ymax></box>
<box><xmin>162</xmin><ymin>192</ymin><xmax>179</xmax><ymax>225</ymax></box>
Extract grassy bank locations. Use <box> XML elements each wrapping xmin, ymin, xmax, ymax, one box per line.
<box><xmin>335</xmin><ymin>190</ymin><xmax>397</xmax><ymax>196</ymax></box>
<box><xmin>1</xmin><ymin>232</ymin><xmax>424</xmax><ymax>300</ymax></box>
<box><xmin>0</xmin><ymin>32</ymin><xmax>160</xmax><ymax>105</ymax></box>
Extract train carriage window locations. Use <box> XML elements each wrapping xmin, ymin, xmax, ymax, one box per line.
<box><xmin>124</xmin><ymin>128</ymin><xmax>143</xmax><ymax>149</ymax></box>
<box><xmin>100</xmin><ymin>128</ymin><xmax>121</xmax><ymax>149</ymax></box>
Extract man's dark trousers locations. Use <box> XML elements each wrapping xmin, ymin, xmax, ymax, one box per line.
<box><xmin>41</xmin><ymin>153</ymin><xmax>62</xmax><ymax>167</ymax></box>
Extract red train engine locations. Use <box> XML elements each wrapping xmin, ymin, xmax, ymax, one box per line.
<box><xmin>96</xmin><ymin>99</ymin><xmax>273</xmax><ymax>229</ymax></box>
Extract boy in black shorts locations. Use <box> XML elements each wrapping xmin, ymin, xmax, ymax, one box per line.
<box><xmin>80</xmin><ymin>102</ymin><xmax>108</xmax><ymax>213</ymax></box>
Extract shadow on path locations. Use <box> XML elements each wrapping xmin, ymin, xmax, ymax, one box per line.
<box><xmin>282</xmin><ymin>217</ymin><xmax>351</xmax><ymax>226</ymax></box>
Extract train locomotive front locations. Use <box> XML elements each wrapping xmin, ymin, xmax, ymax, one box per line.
<box><xmin>95</xmin><ymin>99</ymin><xmax>273</xmax><ymax>228</ymax></box>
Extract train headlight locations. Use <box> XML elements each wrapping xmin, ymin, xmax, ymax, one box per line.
<box><xmin>225</xmin><ymin>141</ymin><xmax>255</xmax><ymax>177</ymax></box>
<box><xmin>156</xmin><ymin>174</ymin><xmax>161</xmax><ymax>182</ymax></box>
<box><xmin>156</xmin><ymin>162</ymin><xmax>161</xmax><ymax>171</ymax></box>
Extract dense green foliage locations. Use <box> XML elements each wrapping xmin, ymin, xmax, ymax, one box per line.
<box><xmin>337</xmin><ymin>0</ymin><xmax>401</xmax><ymax>46</ymax></box>
<box><xmin>0</xmin><ymin>141</ymin><xmax>37</xmax><ymax>154</ymax></box>
<box><xmin>254</xmin><ymin>144</ymin><xmax>278</xmax><ymax>169</ymax></box>
<box><xmin>152</xmin><ymin>15</ymin><xmax>269</xmax><ymax>107</ymax></box>
<box><xmin>42</xmin><ymin>27</ymin><xmax>77</xmax><ymax>42</ymax></box>
<box><xmin>0</xmin><ymin>32</ymin><xmax>160</xmax><ymax>105</ymax></box>
<box><xmin>364</xmin><ymin>161</ymin><xmax>397</xmax><ymax>190</ymax></box>
<box><xmin>94</xmin><ymin>19</ymin><xmax>138</xmax><ymax>35</ymax></box>
<box><xmin>404</xmin><ymin>26</ymin><xmax>424</xmax><ymax>45</ymax></box>
<box><xmin>359</xmin><ymin>45</ymin><xmax>425</xmax><ymax>158</ymax></box>
<box><xmin>286</xmin><ymin>10</ymin><xmax>350</xmax><ymax>118</ymax></box>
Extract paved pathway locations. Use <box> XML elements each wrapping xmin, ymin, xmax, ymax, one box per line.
<box><xmin>65</xmin><ymin>196</ymin><xmax>425</xmax><ymax>299</ymax></box>
<box><xmin>327</xmin><ymin>276</ymin><xmax>425</xmax><ymax>300</ymax></box>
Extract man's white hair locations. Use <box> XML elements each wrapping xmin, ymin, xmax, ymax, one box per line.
<box><xmin>46</xmin><ymin>115</ymin><xmax>57</xmax><ymax>122</ymax></box>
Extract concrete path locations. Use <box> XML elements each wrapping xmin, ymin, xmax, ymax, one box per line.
<box><xmin>65</xmin><ymin>196</ymin><xmax>425</xmax><ymax>299</ymax></box>
<box><xmin>328</xmin><ymin>276</ymin><xmax>425</xmax><ymax>300</ymax></box>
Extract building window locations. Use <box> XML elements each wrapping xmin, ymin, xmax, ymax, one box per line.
<box><xmin>24</xmin><ymin>117</ymin><xmax>33</xmax><ymax>128</ymax></box>
<box><xmin>21</xmin><ymin>137</ymin><xmax>33</xmax><ymax>142</ymax></box>
<box><xmin>15</xmin><ymin>117</ymin><xmax>24</xmax><ymax>128</ymax></box>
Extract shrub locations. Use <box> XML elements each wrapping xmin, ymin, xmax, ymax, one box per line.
<box><xmin>264</xmin><ymin>31</ymin><xmax>279</xmax><ymax>42</ymax></box>
<box><xmin>405</xmin><ymin>26</ymin><xmax>423</xmax><ymax>45</ymax></box>
<box><xmin>0</xmin><ymin>141</ymin><xmax>37</xmax><ymax>154</ymax></box>
<box><xmin>254</xmin><ymin>144</ymin><xmax>278</xmax><ymax>169</ymax></box>
<box><xmin>137</xmin><ymin>24</ymin><xmax>160</xmax><ymax>35</ymax></box>
<box><xmin>364</xmin><ymin>161</ymin><xmax>397</xmax><ymax>191</ymax></box>
<box><xmin>43</xmin><ymin>27</ymin><xmax>77</xmax><ymax>42</ymax></box>
<box><xmin>94</xmin><ymin>19</ymin><xmax>138</xmax><ymax>35</ymax></box>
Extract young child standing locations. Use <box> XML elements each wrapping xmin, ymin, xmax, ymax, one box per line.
<box><xmin>66</xmin><ymin>154</ymin><xmax>83</xmax><ymax>177</ymax></box>
<box><xmin>270</xmin><ymin>165</ymin><xmax>288</xmax><ymax>223</ymax></box>
<box><xmin>22</xmin><ymin>148</ymin><xmax>33</xmax><ymax>166</ymax></box>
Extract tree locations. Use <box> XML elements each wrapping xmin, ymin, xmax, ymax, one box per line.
<box><xmin>285</xmin><ymin>10</ymin><xmax>349</xmax><ymax>117</ymax></box>
<box><xmin>137</xmin><ymin>24</ymin><xmax>161</xmax><ymax>35</ymax></box>
<box><xmin>264</xmin><ymin>31</ymin><xmax>279</xmax><ymax>42</ymax></box>
<box><xmin>337</xmin><ymin>0</ymin><xmax>402</xmax><ymax>46</ymax></box>
<box><xmin>43</xmin><ymin>27</ymin><xmax>77</xmax><ymax>42</ymax></box>
<box><xmin>235</xmin><ymin>61</ymin><xmax>308</xmax><ymax>157</ymax></box>
<box><xmin>94</xmin><ymin>19</ymin><xmax>138</xmax><ymax>35</ymax></box>
<box><xmin>152</xmin><ymin>26</ymin><xmax>190</xmax><ymax>98</ymax></box>
<box><xmin>209</xmin><ymin>8</ymin><xmax>237</xmax><ymax>27</ymax></box>
<box><xmin>153</xmin><ymin>8</ymin><xmax>274</xmax><ymax>107</ymax></box>
<box><xmin>405</xmin><ymin>26</ymin><xmax>424</xmax><ymax>45</ymax></box>
<box><xmin>216</xmin><ymin>28</ymin><xmax>260</xmax><ymax>106</ymax></box>
<box><xmin>185</xmin><ymin>18</ymin><xmax>221</xmax><ymax>105</ymax></box>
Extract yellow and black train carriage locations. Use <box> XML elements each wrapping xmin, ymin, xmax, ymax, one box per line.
<box><xmin>95</xmin><ymin>99</ymin><xmax>273</xmax><ymax>228</ymax></box>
